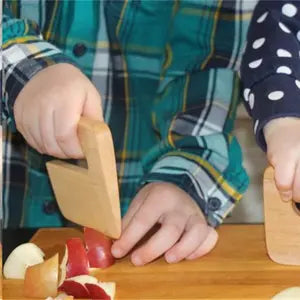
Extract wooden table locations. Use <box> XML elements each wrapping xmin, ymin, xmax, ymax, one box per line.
<box><xmin>3</xmin><ymin>225</ymin><xmax>300</xmax><ymax>300</ymax></box>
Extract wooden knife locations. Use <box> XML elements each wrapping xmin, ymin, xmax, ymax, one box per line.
<box><xmin>46</xmin><ymin>117</ymin><xmax>121</xmax><ymax>239</ymax></box>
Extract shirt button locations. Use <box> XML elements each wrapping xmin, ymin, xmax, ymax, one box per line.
<box><xmin>208</xmin><ymin>197</ymin><xmax>221</xmax><ymax>211</ymax></box>
<box><xmin>73</xmin><ymin>43</ymin><xmax>87</xmax><ymax>57</ymax></box>
<box><xmin>43</xmin><ymin>201</ymin><xmax>58</xmax><ymax>215</ymax></box>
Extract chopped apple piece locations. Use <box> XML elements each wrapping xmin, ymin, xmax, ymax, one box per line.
<box><xmin>3</xmin><ymin>243</ymin><xmax>45</xmax><ymax>279</ymax></box>
<box><xmin>86</xmin><ymin>282</ymin><xmax>116</xmax><ymax>300</ymax></box>
<box><xmin>65</xmin><ymin>275</ymin><xmax>98</xmax><ymax>285</ymax></box>
<box><xmin>272</xmin><ymin>287</ymin><xmax>300</xmax><ymax>299</ymax></box>
<box><xmin>24</xmin><ymin>253</ymin><xmax>59</xmax><ymax>298</ymax></box>
<box><xmin>59</xmin><ymin>280</ymin><xmax>90</xmax><ymax>299</ymax></box>
<box><xmin>59</xmin><ymin>275</ymin><xmax>97</xmax><ymax>299</ymax></box>
<box><xmin>59</xmin><ymin>275</ymin><xmax>115</xmax><ymax>300</ymax></box>
<box><xmin>59</xmin><ymin>238</ymin><xmax>89</xmax><ymax>286</ymax></box>
<box><xmin>98</xmin><ymin>282</ymin><xmax>116</xmax><ymax>299</ymax></box>
<box><xmin>84</xmin><ymin>227</ymin><xmax>115</xmax><ymax>268</ymax></box>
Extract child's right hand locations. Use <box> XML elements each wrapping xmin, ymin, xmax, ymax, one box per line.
<box><xmin>14</xmin><ymin>63</ymin><xmax>103</xmax><ymax>158</ymax></box>
<box><xmin>264</xmin><ymin>117</ymin><xmax>300</xmax><ymax>203</ymax></box>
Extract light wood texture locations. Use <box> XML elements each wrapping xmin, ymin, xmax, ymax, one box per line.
<box><xmin>264</xmin><ymin>167</ymin><xmax>300</xmax><ymax>266</ymax></box>
<box><xmin>3</xmin><ymin>225</ymin><xmax>300</xmax><ymax>299</ymax></box>
<box><xmin>46</xmin><ymin>118</ymin><xmax>121</xmax><ymax>239</ymax></box>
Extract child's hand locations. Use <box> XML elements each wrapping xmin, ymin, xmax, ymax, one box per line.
<box><xmin>111</xmin><ymin>182</ymin><xmax>218</xmax><ymax>266</ymax></box>
<box><xmin>264</xmin><ymin>117</ymin><xmax>300</xmax><ymax>202</ymax></box>
<box><xmin>14</xmin><ymin>63</ymin><xmax>102</xmax><ymax>158</ymax></box>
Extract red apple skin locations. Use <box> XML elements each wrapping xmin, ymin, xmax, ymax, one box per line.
<box><xmin>65</xmin><ymin>238</ymin><xmax>89</xmax><ymax>278</ymax></box>
<box><xmin>84</xmin><ymin>228</ymin><xmax>115</xmax><ymax>268</ymax></box>
<box><xmin>85</xmin><ymin>283</ymin><xmax>111</xmax><ymax>300</ymax></box>
<box><xmin>87</xmin><ymin>247</ymin><xmax>115</xmax><ymax>269</ymax></box>
<box><xmin>59</xmin><ymin>280</ymin><xmax>90</xmax><ymax>299</ymax></box>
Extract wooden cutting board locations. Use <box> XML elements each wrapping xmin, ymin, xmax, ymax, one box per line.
<box><xmin>3</xmin><ymin>225</ymin><xmax>300</xmax><ymax>300</ymax></box>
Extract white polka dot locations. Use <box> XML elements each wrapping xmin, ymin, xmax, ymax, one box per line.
<box><xmin>282</xmin><ymin>3</ymin><xmax>297</xmax><ymax>17</ymax></box>
<box><xmin>254</xmin><ymin>120</ymin><xmax>259</xmax><ymax>134</ymax></box>
<box><xmin>297</xmin><ymin>31</ymin><xmax>300</xmax><ymax>42</ymax></box>
<box><xmin>268</xmin><ymin>91</ymin><xmax>284</xmax><ymax>101</ymax></box>
<box><xmin>252</xmin><ymin>38</ymin><xmax>266</xmax><ymax>49</ymax></box>
<box><xmin>277</xmin><ymin>49</ymin><xmax>292</xmax><ymax>57</ymax></box>
<box><xmin>249</xmin><ymin>93</ymin><xmax>255</xmax><ymax>109</ymax></box>
<box><xmin>244</xmin><ymin>88</ymin><xmax>250</xmax><ymax>101</ymax></box>
<box><xmin>257</xmin><ymin>11</ymin><xmax>268</xmax><ymax>23</ymax></box>
<box><xmin>276</xmin><ymin>66</ymin><xmax>292</xmax><ymax>75</ymax></box>
<box><xmin>279</xmin><ymin>22</ymin><xmax>291</xmax><ymax>33</ymax></box>
<box><xmin>296</xmin><ymin>80</ymin><xmax>300</xmax><ymax>89</ymax></box>
<box><xmin>249</xmin><ymin>59</ymin><xmax>263</xmax><ymax>69</ymax></box>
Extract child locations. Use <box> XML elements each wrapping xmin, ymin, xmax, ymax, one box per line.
<box><xmin>241</xmin><ymin>0</ymin><xmax>300</xmax><ymax>204</ymax></box>
<box><xmin>2</xmin><ymin>0</ymin><xmax>297</xmax><ymax>267</ymax></box>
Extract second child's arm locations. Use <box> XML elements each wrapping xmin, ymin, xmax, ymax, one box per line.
<box><xmin>241</xmin><ymin>0</ymin><xmax>300</xmax><ymax>202</ymax></box>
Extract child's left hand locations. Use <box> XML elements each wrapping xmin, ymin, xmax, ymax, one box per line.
<box><xmin>111</xmin><ymin>182</ymin><xmax>218</xmax><ymax>266</ymax></box>
<box><xmin>264</xmin><ymin>117</ymin><xmax>300</xmax><ymax>203</ymax></box>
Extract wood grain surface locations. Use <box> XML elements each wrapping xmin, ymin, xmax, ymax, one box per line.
<box><xmin>46</xmin><ymin>118</ymin><xmax>121</xmax><ymax>239</ymax></box>
<box><xmin>3</xmin><ymin>225</ymin><xmax>300</xmax><ymax>300</ymax></box>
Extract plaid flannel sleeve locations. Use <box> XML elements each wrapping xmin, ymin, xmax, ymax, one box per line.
<box><xmin>141</xmin><ymin>70</ymin><xmax>249</xmax><ymax>227</ymax></box>
<box><xmin>2</xmin><ymin>6</ymin><xmax>76</xmax><ymax>130</ymax></box>
<box><xmin>241</xmin><ymin>0</ymin><xmax>300</xmax><ymax>151</ymax></box>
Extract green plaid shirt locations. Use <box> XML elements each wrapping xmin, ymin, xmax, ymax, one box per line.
<box><xmin>2</xmin><ymin>0</ymin><xmax>256</xmax><ymax>228</ymax></box>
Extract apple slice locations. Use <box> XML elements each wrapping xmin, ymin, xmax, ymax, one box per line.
<box><xmin>84</xmin><ymin>227</ymin><xmax>115</xmax><ymax>268</ymax></box>
<box><xmin>86</xmin><ymin>282</ymin><xmax>116</xmax><ymax>300</ymax></box>
<box><xmin>59</xmin><ymin>281</ymin><xmax>89</xmax><ymax>299</ymax></box>
<box><xmin>59</xmin><ymin>275</ymin><xmax>115</xmax><ymax>300</ymax></box>
<box><xmin>24</xmin><ymin>253</ymin><xmax>59</xmax><ymax>298</ymax></box>
<box><xmin>3</xmin><ymin>243</ymin><xmax>45</xmax><ymax>279</ymax></box>
<box><xmin>59</xmin><ymin>275</ymin><xmax>98</xmax><ymax>298</ymax></box>
<box><xmin>59</xmin><ymin>238</ymin><xmax>89</xmax><ymax>286</ymax></box>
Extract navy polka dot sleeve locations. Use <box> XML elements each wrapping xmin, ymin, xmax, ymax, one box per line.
<box><xmin>241</xmin><ymin>1</ymin><xmax>300</xmax><ymax>152</ymax></box>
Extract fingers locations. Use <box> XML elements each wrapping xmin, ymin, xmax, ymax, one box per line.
<box><xmin>12</xmin><ymin>63</ymin><xmax>104</xmax><ymax>159</ymax></box>
<box><xmin>53</xmin><ymin>107</ymin><xmax>84</xmax><ymax>159</ymax></box>
<box><xmin>14</xmin><ymin>95</ymin><xmax>83</xmax><ymax>158</ymax></box>
<box><xmin>121</xmin><ymin>184</ymin><xmax>152</xmax><ymax>231</ymax></box>
<box><xmin>164</xmin><ymin>214</ymin><xmax>209</xmax><ymax>264</ymax></box>
<box><xmin>113</xmin><ymin>182</ymin><xmax>219</xmax><ymax>266</ymax></box>
<box><xmin>15</xmin><ymin>103</ymin><xmax>45</xmax><ymax>153</ymax></box>
<box><xmin>111</xmin><ymin>194</ymin><xmax>161</xmax><ymax>259</ymax></box>
<box><xmin>40</xmin><ymin>109</ymin><xmax>68</xmax><ymax>158</ymax></box>
<box><xmin>49</xmin><ymin>87</ymin><xmax>102</xmax><ymax>158</ymax></box>
<box><xmin>293</xmin><ymin>162</ymin><xmax>300</xmax><ymax>202</ymax></box>
<box><xmin>130</xmin><ymin>211</ymin><xmax>186</xmax><ymax>266</ymax></box>
<box><xmin>20</xmin><ymin>122</ymin><xmax>42</xmax><ymax>153</ymax></box>
<box><xmin>186</xmin><ymin>227</ymin><xmax>218</xmax><ymax>260</ymax></box>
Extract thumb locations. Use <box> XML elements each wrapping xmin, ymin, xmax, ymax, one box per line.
<box><xmin>273</xmin><ymin>158</ymin><xmax>296</xmax><ymax>202</ymax></box>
